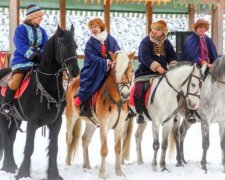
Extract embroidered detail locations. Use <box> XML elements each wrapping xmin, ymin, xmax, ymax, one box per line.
<box><xmin>24</xmin><ymin>49</ymin><xmax>34</xmax><ymax>59</ymax></box>
<box><xmin>12</xmin><ymin>62</ymin><xmax>35</xmax><ymax>71</ymax></box>
<box><xmin>153</xmin><ymin>42</ymin><xmax>165</xmax><ymax>56</ymax></box>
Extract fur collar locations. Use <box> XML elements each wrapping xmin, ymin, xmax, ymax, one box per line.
<box><xmin>92</xmin><ymin>31</ymin><xmax>108</xmax><ymax>42</ymax></box>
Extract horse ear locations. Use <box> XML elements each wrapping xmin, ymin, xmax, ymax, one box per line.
<box><xmin>109</xmin><ymin>51</ymin><xmax>116</xmax><ymax>62</ymax></box>
<box><xmin>70</xmin><ymin>24</ymin><xmax>74</xmax><ymax>32</ymax></box>
<box><xmin>200</xmin><ymin>63</ymin><xmax>208</xmax><ymax>77</ymax></box>
<box><xmin>128</xmin><ymin>52</ymin><xmax>136</xmax><ymax>60</ymax></box>
<box><xmin>56</xmin><ymin>24</ymin><xmax>64</xmax><ymax>37</ymax></box>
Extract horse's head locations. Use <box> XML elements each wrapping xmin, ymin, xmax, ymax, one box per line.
<box><xmin>110</xmin><ymin>51</ymin><xmax>135</xmax><ymax>101</ymax></box>
<box><xmin>55</xmin><ymin>25</ymin><xmax>80</xmax><ymax>78</ymax></box>
<box><xmin>180</xmin><ymin>63</ymin><xmax>207</xmax><ymax>110</ymax></box>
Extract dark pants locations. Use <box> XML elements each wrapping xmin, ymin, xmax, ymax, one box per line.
<box><xmin>134</xmin><ymin>81</ymin><xmax>146</xmax><ymax>114</ymax></box>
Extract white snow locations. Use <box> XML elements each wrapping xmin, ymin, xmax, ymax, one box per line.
<box><xmin>0</xmin><ymin>115</ymin><xmax>224</xmax><ymax>180</ymax></box>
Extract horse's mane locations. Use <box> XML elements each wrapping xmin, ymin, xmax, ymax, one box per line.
<box><xmin>115</xmin><ymin>52</ymin><xmax>129</xmax><ymax>81</ymax></box>
<box><xmin>210</xmin><ymin>56</ymin><xmax>225</xmax><ymax>82</ymax></box>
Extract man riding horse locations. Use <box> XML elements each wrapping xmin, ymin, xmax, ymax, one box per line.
<box><xmin>0</xmin><ymin>4</ymin><xmax>48</xmax><ymax>114</ymax></box>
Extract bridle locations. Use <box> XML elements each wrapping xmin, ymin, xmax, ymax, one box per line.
<box><xmin>20</xmin><ymin>37</ymin><xmax>77</xmax><ymax>118</ymax></box>
<box><xmin>161</xmin><ymin>65</ymin><xmax>203</xmax><ymax>124</ymax></box>
<box><xmin>101</xmin><ymin>61</ymin><xmax>133</xmax><ymax>128</ymax></box>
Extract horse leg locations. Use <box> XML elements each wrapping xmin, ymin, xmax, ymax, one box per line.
<box><xmin>47</xmin><ymin>116</ymin><xmax>63</xmax><ymax>180</ymax></box>
<box><xmin>135</xmin><ymin>122</ymin><xmax>147</xmax><ymax>165</ymax></box>
<box><xmin>172</xmin><ymin>117</ymin><xmax>182</xmax><ymax>167</ymax></box>
<box><xmin>0</xmin><ymin>117</ymin><xmax>19</xmax><ymax>173</ymax></box>
<box><xmin>179</xmin><ymin>120</ymin><xmax>191</xmax><ymax>164</ymax></box>
<box><xmin>82</xmin><ymin>122</ymin><xmax>96</xmax><ymax>169</ymax></box>
<box><xmin>122</xmin><ymin>118</ymin><xmax>133</xmax><ymax>164</ymax></box>
<box><xmin>200</xmin><ymin>120</ymin><xmax>210</xmax><ymax>173</ymax></box>
<box><xmin>16</xmin><ymin>122</ymin><xmax>38</xmax><ymax>179</ymax></box>
<box><xmin>98</xmin><ymin>125</ymin><xmax>109</xmax><ymax>179</ymax></box>
<box><xmin>160</xmin><ymin>123</ymin><xmax>173</xmax><ymax>172</ymax></box>
<box><xmin>218</xmin><ymin>122</ymin><xmax>225</xmax><ymax>172</ymax></box>
<box><xmin>151</xmin><ymin>122</ymin><xmax>160</xmax><ymax>171</ymax></box>
<box><xmin>114</xmin><ymin>123</ymin><xmax>126</xmax><ymax>177</ymax></box>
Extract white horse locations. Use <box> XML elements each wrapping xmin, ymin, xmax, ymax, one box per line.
<box><xmin>129</xmin><ymin>63</ymin><xmax>207</xmax><ymax>171</ymax></box>
<box><xmin>173</xmin><ymin>56</ymin><xmax>225</xmax><ymax>173</ymax></box>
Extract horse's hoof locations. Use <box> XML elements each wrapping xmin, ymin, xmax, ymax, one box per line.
<box><xmin>48</xmin><ymin>175</ymin><xmax>63</xmax><ymax>180</ymax></box>
<box><xmin>161</xmin><ymin>167</ymin><xmax>169</xmax><ymax>172</ymax></box>
<box><xmin>98</xmin><ymin>171</ymin><xmax>109</xmax><ymax>179</ymax></box>
<box><xmin>1</xmin><ymin>164</ymin><xmax>17</xmax><ymax>174</ymax></box>
<box><xmin>176</xmin><ymin>162</ymin><xmax>184</xmax><ymax>167</ymax></box>
<box><xmin>116</xmin><ymin>168</ymin><xmax>125</xmax><ymax>177</ymax></box>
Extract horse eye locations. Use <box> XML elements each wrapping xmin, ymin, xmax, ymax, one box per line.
<box><xmin>191</xmin><ymin>83</ymin><xmax>196</xmax><ymax>88</ymax></box>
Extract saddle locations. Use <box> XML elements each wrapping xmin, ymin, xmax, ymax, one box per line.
<box><xmin>0</xmin><ymin>69</ymin><xmax>32</xmax><ymax>99</ymax></box>
<box><xmin>74</xmin><ymin>91</ymin><xmax>98</xmax><ymax>108</ymax></box>
<box><xmin>129</xmin><ymin>80</ymin><xmax>152</xmax><ymax>106</ymax></box>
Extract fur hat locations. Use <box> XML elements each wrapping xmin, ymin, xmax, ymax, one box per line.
<box><xmin>151</xmin><ymin>20</ymin><xmax>168</xmax><ymax>35</ymax></box>
<box><xmin>25</xmin><ymin>4</ymin><xmax>44</xmax><ymax>21</ymax></box>
<box><xmin>88</xmin><ymin>18</ymin><xmax>106</xmax><ymax>31</ymax></box>
<box><xmin>193</xmin><ymin>19</ymin><xmax>209</xmax><ymax>31</ymax></box>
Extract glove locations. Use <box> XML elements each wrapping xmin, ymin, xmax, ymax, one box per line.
<box><xmin>31</xmin><ymin>53</ymin><xmax>42</xmax><ymax>63</ymax></box>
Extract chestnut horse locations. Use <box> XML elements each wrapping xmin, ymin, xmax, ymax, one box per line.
<box><xmin>65</xmin><ymin>52</ymin><xmax>135</xmax><ymax>179</ymax></box>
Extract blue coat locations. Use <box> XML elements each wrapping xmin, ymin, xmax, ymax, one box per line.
<box><xmin>135</xmin><ymin>36</ymin><xmax>177</xmax><ymax>78</ymax></box>
<box><xmin>182</xmin><ymin>32</ymin><xmax>218</xmax><ymax>65</ymax></box>
<box><xmin>78</xmin><ymin>35</ymin><xmax>120</xmax><ymax>102</ymax></box>
<box><xmin>11</xmin><ymin>23</ymin><xmax>48</xmax><ymax>71</ymax></box>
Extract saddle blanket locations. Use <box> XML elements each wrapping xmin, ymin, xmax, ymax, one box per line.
<box><xmin>129</xmin><ymin>81</ymin><xmax>152</xmax><ymax>106</ymax></box>
<box><xmin>1</xmin><ymin>77</ymin><xmax>30</xmax><ymax>99</ymax></box>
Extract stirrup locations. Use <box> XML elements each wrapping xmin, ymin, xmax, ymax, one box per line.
<box><xmin>79</xmin><ymin>103</ymin><xmax>93</xmax><ymax>118</ymax></box>
<box><xmin>0</xmin><ymin>103</ymin><xmax>13</xmax><ymax>115</ymax></box>
<box><xmin>187</xmin><ymin>113</ymin><xmax>196</xmax><ymax>124</ymax></box>
<box><xmin>136</xmin><ymin>114</ymin><xmax>145</xmax><ymax>124</ymax></box>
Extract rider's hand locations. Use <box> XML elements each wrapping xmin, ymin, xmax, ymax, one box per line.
<box><xmin>108</xmin><ymin>60</ymin><xmax>115</xmax><ymax>69</ymax></box>
<box><xmin>155</xmin><ymin>65</ymin><xmax>166</xmax><ymax>74</ymax></box>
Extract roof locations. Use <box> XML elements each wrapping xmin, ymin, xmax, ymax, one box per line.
<box><xmin>0</xmin><ymin>0</ymin><xmax>219</xmax><ymax>14</ymax></box>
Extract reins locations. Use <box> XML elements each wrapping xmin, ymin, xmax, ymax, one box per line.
<box><xmin>156</xmin><ymin>66</ymin><xmax>203</xmax><ymax>125</ymax></box>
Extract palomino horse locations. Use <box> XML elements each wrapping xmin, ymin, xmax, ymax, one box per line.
<box><xmin>0</xmin><ymin>25</ymin><xmax>79</xmax><ymax>180</ymax></box>
<box><xmin>65</xmin><ymin>52</ymin><xmax>135</xmax><ymax>179</ymax></box>
<box><xmin>173</xmin><ymin>56</ymin><xmax>225</xmax><ymax>173</ymax></box>
<box><xmin>128</xmin><ymin>62</ymin><xmax>207</xmax><ymax>171</ymax></box>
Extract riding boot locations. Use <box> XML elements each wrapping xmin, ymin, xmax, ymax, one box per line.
<box><xmin>127</xmin><ymin>106</ymin><xmax>137</xmax><ymax>119</ymax></box>
<box><xmin>187</xmin><ymin>110</ymin><xmax>196</xmax><ymax>124</ymax></box>
<box><xmin>134</xmin><ymin>98</ymin><xmax>145</xmax><ymax>124</ymax></box>
<box><xmin>1</xmin><ymin>86</ymin><xmax>16</xmax><ymax>114</ymax></box>
<box><xmin>79</xmin><ymin>101</ymin><xmax>93</xmax><ymax>118</ymax></box>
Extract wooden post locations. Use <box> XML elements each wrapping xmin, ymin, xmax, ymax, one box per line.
<box><xmin>9</xmin><ymin>0</ymin><xmax>19</xmax><ymax>61</ymax></box>
<box><xmin>104</xmin><ymin>0</ymin><xmax>110</xmax><ymax>34</ymax></box>
<box><xmin>211</xmin><ymin>3</ymin><xmax>224</xmax><ymax>55</ymax></box>
<box><xmin>60</xmin><ymin>0</ymin><xmax>66</xmax><ymax>30</ymax></box>
<box><xmin>146</xmin><ymin>1</ymin><xmax>153</xmax><ymax>35</ymax></box>
<box><xmin>188</xmin><ymin>4</ymin><xmax>195</xmax><ymax>31</ymax></box>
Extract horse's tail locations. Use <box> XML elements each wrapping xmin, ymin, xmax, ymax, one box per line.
<box><xmin>65</xmin><ymin>118</ymin><xmax>82</xmax><ymax>165</ymax></box>
<box><xmin>122</xmin><ymin>118</ymin><xmax>134</xmax><ymax>162</ymax></box>
<box><xmin>168</xmin><ymin>129</ymin><xmax>176</xmax><ymax>159</ymax></box>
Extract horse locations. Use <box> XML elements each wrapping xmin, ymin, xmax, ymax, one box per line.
<box><xmin>0</xmin><ymin>25</ymin><xmax>79</xmax><ymax>180</ymax></box>
<box><xmin>172</xmin><ymin>56</ymin><xmax>225</xmax><ymax>173</ymax></box>
<box><xmin>127</xmin><ymin>62</ymin><xmax>207</xmax><ymax>171</ymax></box>
<box><xmin>65</xmin><ymin>51</ymin><xmax>135</xmax><ymax>179</ymax></box>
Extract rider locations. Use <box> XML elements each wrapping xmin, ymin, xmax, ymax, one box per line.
<box><xmin>182</xmin><ymin>19</ymin><xmax>218</xmax><ymax>123</ymax></box>
<box><xmin>0</xmin><ymin>4</ymin><xmax>48</xmax><ymax>114</ymax></box>
<box><xmin>134</xmin><ymin>20</ymin><xmax>177</xmax><ymax>124</ymax></box>
<box><xmin>78</xmin><ymin>18</ymin><xmax>120</xmax><ymax>118</ymax></box>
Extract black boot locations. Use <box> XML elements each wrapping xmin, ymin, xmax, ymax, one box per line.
<box><xmin>1</xmin><ymin>87</ymin><xmax>16</xmax><ymax>114</ymax></box>
<box><xmin>187</xmin><ymin>110</ymin><xmax>196</xmax><ymax>124</ymax></box>
<box><xmin>79</xmin><ymin>102</ymin><xmax>93</xmax><ymax>118</ymax></box>
<box><xmin>127</xmin><ymin>106</ymin><xmax>137</xmax><ymax>119</ymax></box>
<box><xmin>134</xmin><ymin>98</ymin><xmax>145</xmax><ymax>124</ymax></box>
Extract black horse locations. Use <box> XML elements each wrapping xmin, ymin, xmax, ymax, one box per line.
<box><xmin>0</xmin><ymin>25</ymin><xmax>79</xmax><ymax>180</ymax></box>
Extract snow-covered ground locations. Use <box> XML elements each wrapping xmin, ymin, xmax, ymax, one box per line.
<box><xmin>0</xmin><ymin>115</ymin><xmax>224</xmax><ymax>180</ymax></box>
